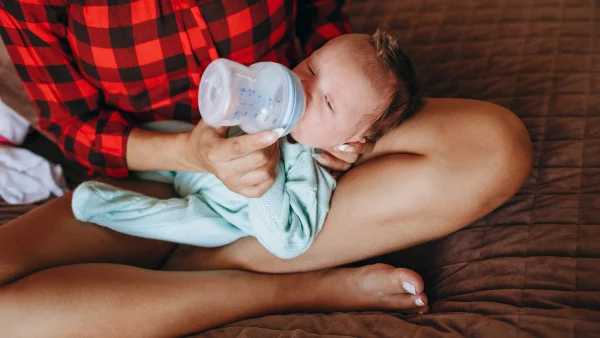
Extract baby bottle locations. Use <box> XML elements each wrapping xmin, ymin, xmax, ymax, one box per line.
<box><xmin>198</xmin><ymin>58</ymin><xmax>306</xmax><ymax>136</ymax></box>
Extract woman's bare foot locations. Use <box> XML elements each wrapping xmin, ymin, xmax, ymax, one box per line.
<box><xmin>280</xmin><ymin>263</ymin><xmax>428</xmax><ymax>314</ymax></box>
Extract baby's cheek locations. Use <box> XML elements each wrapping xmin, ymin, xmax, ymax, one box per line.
<box><xmin>291</xmin><ymin>124</ymin><xmax>324</xmax><ymax>148</ymax></box>
<box><xmin>291</xmin><ymin>110</ymin><xmax>344</xmax><ymax>148</ymax></box>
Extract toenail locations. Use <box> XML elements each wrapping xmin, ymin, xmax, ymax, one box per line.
<box><xmin>415</xmin><ymin>298</ymin><xmax>425</xmax><ymax>307</ymax></box>
<box><xmin>402</xmin><ymin>282</ymin><xmax>417</xmax><ymax>295</ymax></box>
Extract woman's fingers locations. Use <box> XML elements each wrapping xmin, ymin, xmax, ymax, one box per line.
<box><xmin>237</xmin><ymin>146</ymin><xmax>280</xmax><ymax>197</ymax></box>
<box><xmin>336</xmin><ymin>141</ymin><xmax>375</xmax><ymax>155</ymax></box>
<box><xmin>324</xmin><ymin>148</ymin><xmax>360</xmax><ymax>164</ymax></box>
<box><xmin>217</xmin><ymin>128</ymin><xmax>283</xmax><ymax>161</ymax></box>
<box><xmin>313</xmin><ymin>152</ymin><xmax>352</xmax><ymax>172</ymax></box>
<box><xmin>227</xmin><ymin>142</ymin><xmax>278</xmax><ymax>174</ymax></box>
<box><xmin>316</xmin><ymin>141</ymin><xmax>376</xmax><ymax>171</ymax></box>
<box><xmin>238</xmin><ymin>178</ymin><xmax>276</xmax><ymax>198</ymax></box>
<box><xmin>238</xmin><ymin>144</ymin><xmax>279</xmax><ymax>183</ymax></box>
<box><xmin>196</xmin><ymin>124</ymin><xmax>282</xmax><ymax>197</ymax></box>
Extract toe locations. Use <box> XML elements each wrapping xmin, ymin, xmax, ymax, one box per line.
<box><xmin>398</xmin><ymin>304</ymin><xmax>429</xmax><ymax>315</ymax></box>
<box><xmin>357</xmin><ymin>264</ymin><xmax>425</xmax><ymax>297</ymax></box>
<box><xmin>384</xmin><ymin>292</ymin><xmax>428</xmax><ymax>310</ymax></box>
<box><xmin>391</xmin><ymin>268</ymin><xmax>424</xmax><ymax>295</ymax></box>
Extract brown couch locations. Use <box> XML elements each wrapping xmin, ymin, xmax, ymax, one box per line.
<box><xmin>1</xmin><ymin>0</ymin><xmax>599</xmax><ymax>337</ymax></box>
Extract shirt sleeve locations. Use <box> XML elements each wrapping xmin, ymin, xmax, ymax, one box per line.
<box><xmin>248</xmin><ymin>142</ymin><xmax>337</xmax><ymax>259</ymax></box>
<box><xmin>295</xmin><ymin>0</ymin><xmax>352</xmax><ymax>56</ymax></box>
<box><xmin>0</xmin><ymin>1</ymin><xmax>133</xmax><ymax>177</ymax></box>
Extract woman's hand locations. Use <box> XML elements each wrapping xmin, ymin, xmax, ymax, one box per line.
<box><xmin>183</xmin><ymin>120</ymin><xmax>283</xmax><ymax>198</ymax></box>
<box><xmin>313</xmin><ymin>142</ymin><xmax>375</xmax><ymax>179</ymax></box>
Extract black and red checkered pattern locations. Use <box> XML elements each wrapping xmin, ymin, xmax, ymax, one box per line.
<box><xmin>0</xmin><ymin>0</ymin><xmax>350</xmax><ymax>177</ymax></box>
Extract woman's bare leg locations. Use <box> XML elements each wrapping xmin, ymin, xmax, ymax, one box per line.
<box><xmin>0</xmin><ymin>263</ymin><xmax>427</xmax><ymax>337</ymax></box>
<box><xmin>0</xmin><ymin>179</ymin><xmax>427</xmax><ymax>337</ymax></box>
<box><xmin>0</xmin><ymin>179</ymin><xmax>178</xmax><ymax>285</ymax></box>
<box><xmin>162</xmin><ymin>98</ymin><xmax>533</xmax><ymax>273</ymax></box>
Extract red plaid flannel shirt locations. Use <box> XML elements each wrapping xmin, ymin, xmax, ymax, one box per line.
<box><xmin>0</xmin><ymin>0</ymin><xmax>350</xmax><ymax>177</ymax></box>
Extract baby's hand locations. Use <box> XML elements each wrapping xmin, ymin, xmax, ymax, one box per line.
<box><xmin>313</xmin><ymin>142</ymin><xmax>375</xmax><ymax>178</ymax></box>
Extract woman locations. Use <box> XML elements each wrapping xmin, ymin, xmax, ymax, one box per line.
<box><xmin>0</xmin><ymin>0</ymin><xmax>532</xmax><ymax>336</ymax></box>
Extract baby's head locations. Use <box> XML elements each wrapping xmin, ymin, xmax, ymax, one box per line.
<box><xmin>291</xmin><ymin>30</ymin><xmax>422</xmax><ymax>148</ymax></box>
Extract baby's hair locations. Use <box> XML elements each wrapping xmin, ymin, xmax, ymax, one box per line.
<box><xmin>364</xmin><ymin>29</ymin><xmax>423</xmax><ymax>141</ymax></box>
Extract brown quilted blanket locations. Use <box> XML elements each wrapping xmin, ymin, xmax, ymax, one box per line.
<box><xmin>1</xmin><ymin>0</ymin><xmax>599</xmax><ymax>337</ymax></box>
<box><xmin>198</xmin><ymin>0</ymin><xmax>600</xmax><ymax>336</ymax></box>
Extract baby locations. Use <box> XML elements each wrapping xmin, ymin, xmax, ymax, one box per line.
<box><xmin>72</xmin><ymin>30</ymin><xmax>422</xmax><ymax>259</ymax></box>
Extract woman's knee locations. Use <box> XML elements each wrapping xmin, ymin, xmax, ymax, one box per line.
<box><xmin>472</xmin><ymin>100</ymin><xmax>532</xmax><ymax>195</ymax></box>
<box><xmin>377</xmin><ymin>98</ymin><xmax>531</xmax><ymax>216</ymax></box>
<box><xmin>449</xmin><ymin>100</ymin><xmax>532</xmax><ymax>215</ymax></box>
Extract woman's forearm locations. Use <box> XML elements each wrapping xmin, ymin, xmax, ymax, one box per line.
<box><xmin>126</xmin><ymin>128</ymin><xmax>201</xmax><ymax>172</ymax></box>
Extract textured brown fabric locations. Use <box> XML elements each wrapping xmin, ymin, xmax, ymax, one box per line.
<box><xmin>198</xmin><ymin>0</ymin><xmax>600</xmax><ymax>336</ymax></box>
<box><xmin>1</xmin><ymin>0</ymin><xmax>599</xmax><ymax>336</ymax></box>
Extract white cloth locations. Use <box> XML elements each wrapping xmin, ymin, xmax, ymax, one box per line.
<box><xmin>0</xmin><ymin>145</ymin><xmax>68</xmax><ymax>205</ymax></box>
<box><xmin>0</xmin><ymin>98</ymin><xmax>30</xmax><ymax>145</ymax></box>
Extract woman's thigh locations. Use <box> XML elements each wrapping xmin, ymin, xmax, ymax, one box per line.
<box><xmin>0</xmin><ymin>178</ymin><xmax>179</xmax><ymax>285</ymax></box>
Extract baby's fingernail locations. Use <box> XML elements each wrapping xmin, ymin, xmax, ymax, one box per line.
<box><xmin>418</xmin><ymin>311</ymin><xmax>424</xmax><ymax>315</ymax></box>
<box><xmin>338</xmin><ymin>145</ymin><xmax>355</xmax><ymax>153</ymax></box>
<box><xmin>415</xmin><ymin>298</ymin><xmax>425</xmax><ymax>307</ymax></box>
<box><xmin>402</xmin><ymin>282</ymin><xmax>417</xmax><ymax>295</ymax></box>
<box><xmin>273</xmin><ymin>128</ymin><xmax>285</xmax><ymax>137</ymax></box>
<box><xmin>312</xmin><ymin>154</ymin><xmax>328</xmax><ymax>164</ymax></box>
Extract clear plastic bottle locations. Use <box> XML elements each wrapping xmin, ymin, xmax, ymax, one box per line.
<box><xmin>198</xmin><ymin>58</ymin><xmax>305</xmax><ymax>136</ymax></box>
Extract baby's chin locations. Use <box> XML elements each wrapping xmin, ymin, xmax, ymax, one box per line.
<box><xmin>289</xmin><ymin>128</ymin><xmax>313</xmax><ymax>147</ymax></box>
<box><xmin>290</xmin><ymin>116</ymin><xmax>345</xmax><ymax>148</ymax></box>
